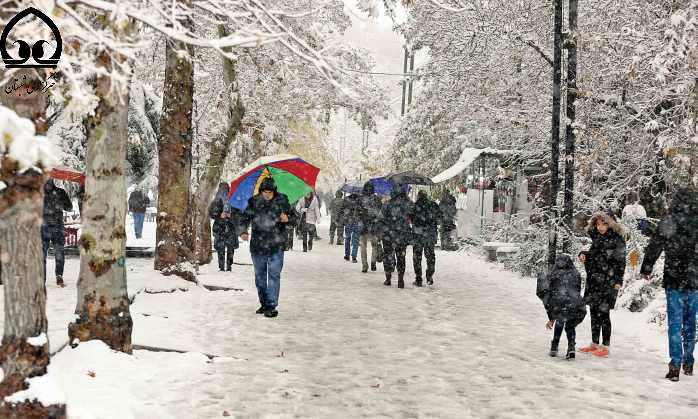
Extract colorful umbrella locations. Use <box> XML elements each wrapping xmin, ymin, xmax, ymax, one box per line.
<box><xmin>228</xmin><ymin>155</ymin><xmax>320</xmax><ymax>210</ymax></box>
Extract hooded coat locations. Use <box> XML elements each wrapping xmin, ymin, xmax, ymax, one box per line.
<box><xmin>380</xmin><ymin>190</ymin><xmax>415</xmax><ymax>245</ymax></box>
<box><xmin>580</xmin><ymin>213</ymin><xmax>627</xmax><ymax>309</ymax></box>
<box><xmin>641</xmin><ymin>188</ymin><xmax>698</xmax><ymax>290</ymax></box>
<box><xmin>43</xmin><ymin>179</ymin><xmax>73</xmax><ymax>226</ymax></box>
<box><xmin>413</xmin><ymin>191</ymin><xmax>442</xmax><ymax>246</ymax></box>
<box><xmin>239</xmin><ymin>178</ymin><xmax>296</xmax><ymax>255</ymax></box>
<box><xmin>537</xmin><ymin>254</ymin><xmax>586</xmax><ymax>324</ymax></box>
<box><xmin>359</xmin><ymin>182</ymin><xmax>383</xmax><ymax>235</ymax></box>
<box><xmin>209</xmin><ymin>183</ymin><xmax>239</xmax><ymax>249</ymax></box>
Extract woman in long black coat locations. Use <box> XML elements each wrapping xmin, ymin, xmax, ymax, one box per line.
<box><xmin>578</xmin><ymin>212</ymin><xmax>626</xmax><ymax>356</ymax></box>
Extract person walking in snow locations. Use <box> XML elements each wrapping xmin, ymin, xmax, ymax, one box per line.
<box><xmin>329</xmin><ymin>190</ymin><xmax>345</xmax><ymax>245</ymax></box>
<box><xmin>412</xmin><ymin>190</ymin><xmax>442</xmax><ymax>286</ymax></box>
<box><xmin>578</xmin><ymin>212</ymin><xmax>626</xmax><ymax>357</ymax></box>
<box><xmin>42</xmin><ymin>179</ymin><xmax>73</xmax><ymax>287</ymax></box>
<box><xmin>296</xmin><ymin>191</ymin><xmax>321</xmax><ymax>252</ymax></box>
<box><xmin>343</xmin><ymin>192</ymin><xmax>362</xmax><ymax>263</ymax></box>
<box><xmin>358</xmin><ymin>181</ymin><xmax>383</xmax><ymax>273</ymax></box>
<box><xmin>381</xmin><ymin>187</ymin><xmax>415</xmax><ymax>288</ymax></box>
<box><xmin>237</xmin><ymin>178</ymin><xmax>296</xmax><ymax>318</ymax></box>
<box><xmin>439</xmin><ymin>191</ymin><xmax>457</xmax><ymax>250</ymax></box>
<box><xmin>209</xmin><ymin>182</ymin><xmax>239</xmax><ymax>271</ymax></box>
<box><xmin>538</xmin><ymin>254</ymin><xmax>586</xmax><ymax>360</ymax></box>
<box><xmin>622</xmin><ymin>192</ymin><xmax>650</xmax><ymax>236</ymax></box>
<box><xmin>640</xmin><ymin>187</ymin><xmax>698</xmax><ymax>381</ymax></box>
<box><xmin>128</xmin><ymin>187</ymin><xmax>150</xmax><ymax>239</ymax></box>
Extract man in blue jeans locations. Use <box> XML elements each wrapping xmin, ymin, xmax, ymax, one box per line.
<box><xmin>128</xmin><ymin>187</ymin><xmax>149</xmax><ymax>239</ymax></box>
<box><xmin>641</xmin><ymin>187</ymin><xmax>698</xmax><ymax>381</ymax></box>
<box><xmin>237</xmin><ymin>177</ymin><xmax>296</xmax><ymax>318</ymax></box>
<box><xmin>342</xmin><ymin>193</ymin><xmax>361</xmax><ymax>263</ymax></box>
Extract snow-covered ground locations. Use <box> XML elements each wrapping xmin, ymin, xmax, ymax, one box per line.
<box><xmin>3</xmin><ymin>220</ymin><xmax>698</xmax><ymax>418</ymax></box>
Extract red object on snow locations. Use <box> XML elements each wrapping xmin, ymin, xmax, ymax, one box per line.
<box><xmin>64</xmin><ymin>227</ymin><xmax>79</xmax><ymax>247</ymax></box>
<box><xmin>49</xmin><ymin>167</ymin><xmax>85</xmax><ymax>185</ymax></box>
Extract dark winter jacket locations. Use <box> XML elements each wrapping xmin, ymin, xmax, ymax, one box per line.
<box><xmin>537</xmin><ymin>254</ymin><xmax>586</xmax><ymax>324</ymax></box>
<box><xmin>413</xmin><ymin>191</ymin><xmax>442</xmax><ymax>246</ymax></box>
<box><xmin>128</xmin><ymin>189</ymin><xmax>150</xmax><ymax>213</ymax></box>
<box><xmin>580</xmin><ymin>213</ymin><xmax>627</xmax><ymax>310</ymax></box>
<box><xmin>43</xmin><ymin>180</ymin><xmax>72</xmax><ymax>227</ymax></box>
<box><xmin>342</xmin><ymin>194</ymin><xmax>362</xmax><ymax>226</ymax></box>
<box><xmin>641</xmin><ymin>188</ymin><xmax>698</xmax><ymax>290</ymax></box>
<box><xmin>439</xmin><ymin>192</ymin><xmax>457</xmax><ymax>229</ymax></box>
<box><xmin>209</xmin><ymin>190</ymin><xmax>240</xmax><ymax>250</ymax></box>
<box><xmin>239</xmin><ymin>178</ymin><xmax>297</xmax><ymax>256</ymax></box>
<box><xmin>359</xmin><ymin>182</ymin><xmax>383</xmax><ymax>235</ymax></box>
<box><xmin>330</xmin><ymin>192</ymin><xmax>345</xmax><ymax>223</ymax></box>
<box><xmin>380</xmin><ymin>191</ymin><xmax>415</xmax><ymax>245</ymax></box>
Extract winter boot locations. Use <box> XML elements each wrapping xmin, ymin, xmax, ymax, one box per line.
<box><xmin>592</xmin><ymin>345</ymin><xmax>609</xmax><ymax>358</ymax></box>
<box><xmin>383</xmin><ymin>273</ymin><xmax>392</xmax><ymax>286</ymax></box>
<box><xmin>426</xmin><ymin>276</ymin><xmax>434</xmax><ymax>286</ymax></box>
<box><xmin>256</xmin><ymin>306</ymin><xmax>265</xmax><ymax>315</ymax></box>
<box><xmin>344</xmin><ymin>255</ymin><xmax>350</xmax><ymax>261</ymax></box>
<box><xmin>371</xmin><ymin>263</ymin><xmax>377</xmax><ymax>271</ymax></box>
<box><xmin>666</xmin><ymin>363</ymin><xmax>681</xmax><ymax>382</ymax></box>
<box><xmin>683</xmin><ymin>363</ymin><xmax>693</xmax><ymax>376</ymax></box>
<box><xmin>549</xmin><ymin>340</ymin><xmax>559</xmax><ymax>357</ymax></box>
<box><xmin>566</xmin><ymin>346</ymin><xmax>576</xmax><ymax>360</ymax></box>
<box><xmin>56</xmin><ymin>276</ymin><xmax>65</xmax><ymax>288</ymax></box>
<box><xmin>397</xmin><ymin>273</ymin><xmax>405</xmax><ymax>289</ymax></box>
<box><xmin>579</xmin><ymin>343</ymin><xmax>598</xmax><ymax>353</ymax></box>
<box><xmin>352</xmin><ymin>257</ymin><xmax>358</xmax><ymax>263</ymax></box>
<box><xmin>362</xmin><ymin>266</ymin><xmax>368</xmax><ymax>273</ymax></box>
<box><xmin>264</xmin><ymin>309</ymin><xmax>279</xmax><ymax>318</ymax></box>
<box><xmin>413</xmin><ymin>277</ymin><xmax>423</xmax><ymax>287</ymax></box>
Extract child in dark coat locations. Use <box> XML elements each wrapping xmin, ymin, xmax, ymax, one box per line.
<box><xmin>537</xmin><ymin>254</ymin><xmax>586</xmax><ymax>360</ymax></box>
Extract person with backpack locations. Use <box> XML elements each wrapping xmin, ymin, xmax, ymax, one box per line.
<box><xmin>578</xmin><ymin>212</ymin><xmax>626</xmax><ymax>358</ymax></box>
<box><xmin>358</xmin><ymin>181</ymin><xmax>383</xmax><ymax>273</ymax></box>
<box><xmin>343</xmin><ymin>193</ymin><xmax>362</xmax><ymax>263</ymax></box>
<box><xmin>42</xmin><ymin>179</ymin><xmax>73</xmax><ymax>287</ymax></box>
<box><xmin>329</xmin><ymin>190</ymin><xmax>345</xmax><ymax>245</ymax></box>
<box><xmin>209</xmin><ymin>182</ymin><xmax>239</xmax><ymax>271</ymax></box>
<box><xmin>237</xmin><ymin>177</ymin><xmax>296</xmax><ymax>318</ymax></box>
<box><xmin>641</xmin><ymin>188</ymin><xmax>698</xmax><ymax>381</ymax></box>
<box><xmin>128</xmin><ymin>187</ymin><xmax>150</xmax><ymax>239</ymax></box>
<box><xmin>537</xmin><ymin>254</ymin><xmax>586</xmax><ymax>360</ymax></box>
<box><xmin>412</xmin><ymin>191</ymin><xmax>442</xmax><ymax>286</ymax></box>
<box><xmin>296</xmin><ymin>191</ymin><xmax>321</xmax><ymax>252</ymax></box>
<box><xmin>381</xmin><ymin>187</ymin><xmax>415</xmax><ymax>288</ymax></box>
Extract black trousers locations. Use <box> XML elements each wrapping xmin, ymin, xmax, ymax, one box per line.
<box><xmin>329</xmin><ymin>219</ymin><xmax>344</xmax><ymax>244</ymax></box>
<box><xmin>302</xmin><ymin>224</ymin><xmax>316</xmax><ymax>251</ymax></box>
<box><xmin>214</xmin><ymin>237</ymin><xmax>235</xmax><ymax>271</ymax></box>
<box><xmin>552</xmin><ymin>320</ymin><xmax>576</xmax><ymax>349</ymax></box>
<box><xmin>413</xmin><ymin>242</ymin><xmax>435</xmax><ymax>280</ymax></box>
<box><xmin>383</xmin><ymin>240</ymin><xmax>406</xmax><ymax>275</ymax></box>
<box><xmin>590</xmin><ymin>305</ymin><xmax>612</xmax><ymax>346</ymax></box>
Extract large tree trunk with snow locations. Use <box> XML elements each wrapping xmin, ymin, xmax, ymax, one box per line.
<box><xmin>193</xmin><ymin>25</ymin><xmax>245</xmax><ymax>265</ymax></box>
<box><xmin>155</xmin><ymin>21</ymin><xmax>196</xmax><ymax>281</ymax></box>
<box><xmin>0</xmin><ymin>67</ymin><xmax>66</xmax><ymax>416</ymax></box>
<box><xmin>67</xmin><ymin>50</ymin><xmax>133</xmax><ymax>354</ymax></box>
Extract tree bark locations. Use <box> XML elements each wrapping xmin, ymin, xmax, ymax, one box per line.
<box><xmin>193</xmin><ymin>25</ymin><xmax>245</xmax><ymax>265</ymax></box>
<box><xmin>0</xmin><ymin>65</ymin><xmax>66</xmax><ymax>415</ymax></box>
<box><xmin>67</xmin><ymin>48</ymin><xmax>133</xmax><ymax>354</ymax></box>
<box><xmin>155</xmin><ymin>12</ymin><xmax>196</xmax><ymax>281</ymax></box>
<box><xmin>548</xmin><ymin>0</ymin><xmax>563</xmax><ymax>268</ymax></box>
<box><xmin>562</xmin><ymin>0</ymin><xmax>578</xmax><ymax>253</ymax></box>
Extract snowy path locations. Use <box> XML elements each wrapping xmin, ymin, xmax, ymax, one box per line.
<box><xmin>3</xmin><ymin>222</ymin><xmax>698</xmax><ymax>417</ymax></box>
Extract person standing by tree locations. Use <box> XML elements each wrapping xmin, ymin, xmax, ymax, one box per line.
<box><xmin>238</xmin><ymin>178</ymin><xmax>296</xmax><ymax>318</ymax></box>
<box><xmin>439</xmin><ymin>191</ymin><xmax>457</xmax><ymax>250</ymax></box>
<box><xmin>640</xmin><ymin>188</ymin><xmax>698</xmax><ymax>381</ymax></box>
<box><xmin>343</xmin><ymin>192</ymin><xmax>362</xmax><ymax>263</ymax></box>
<box><xmin>329</xmin><ymin>190</ymin><xmax>345</xmax><ymax>245</ymax></box>
<box><xmin>296</xmin><ymin>191</ymin><xmax>321</xmax><ymax>252</ymax></box>
<box><xmin>381</xmin><ymin>187</ymin><xmax>414</xmax><ymax>288</ymax></box>
<box><xmin>578</xmin><ymin>212</ymin><xmax>626</xmax><ymax>358</ymax></box>
<box><xmin>210</xmin><ymin>182</ymin><xmax>239</xmax><ymax>271</ymax></box>
<box><xmin>128</xmin><ymin>186</ymin><xmax>150</xmax><ymax>239</ymax></box>
<box><xmin>412</xmin><ymin>190</ymin><xmax>442</xmax><ymax>286</ymax></box>
<box><xmin>42</xmin><ymin>179</ymin><xmax>72</xmax><ymax>287</ymax></box>
<box><xmin>359</xmin><ymin>181</ymin><xmax>383</xmax><ymax>273</ymax></box>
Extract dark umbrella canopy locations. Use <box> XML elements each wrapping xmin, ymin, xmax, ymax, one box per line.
<box><xmin>387</xmin><ymin>170</ymin><xmax>434</xmax><ymax>186</ymax></box>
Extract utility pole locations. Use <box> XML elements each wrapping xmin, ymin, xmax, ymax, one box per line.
<box><xmin>563</xmin><ymin>0</ymin><xmax>578</xmax><ymax>253</ymax></box>
<box><xmin>548</xmin><ymin>0</ymin><xmax>563</xmax><ymax>268</ymax></box>
<box><xmin>407</xmin><ymin>49</ymin><xmax>415</xmax><ymax>107</ymax></box>
<box><xmin>400</xmin><ymin>45</ymin><xmax>409</xmax><ymax>116</ymax></box>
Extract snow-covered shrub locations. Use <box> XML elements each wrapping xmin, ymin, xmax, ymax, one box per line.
<box><xmin>0</xmin><ymin>105</ymin><xmax>58</xmax><ymax>170</ymax></box>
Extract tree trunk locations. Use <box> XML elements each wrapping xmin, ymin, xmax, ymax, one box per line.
<box><xmin>155</xmin><ymin>19</ymin><xmax>196</xmax><ymax>281</ymax></box>
<box><xmin>193</xmin><ymin>25</ymin><xmax>245</xmax><ymax>265</ymax></box>
<box><xmin>562</xmin><ymin>0</ymin><xmax>578</xmax><ymax>253</ymax></box>
<box><xmin>548</xmin><ymin>0</ymin><xmax>563</xmax><ymax>268</ymax></box>
<box><xmin>67</xmin><ymin>49</ymin><xmax>133</xmax><ymax>354</ymax></box>
<box><xmin>0</xmin><ymin>66</ymin><xmax>66</xmax><ymax>415</ymax></box>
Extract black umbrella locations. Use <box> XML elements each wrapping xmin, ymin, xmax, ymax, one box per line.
<box><xmin>387</xmin><ymin>170</ymin><xmax>435</xmax><ymax>186</ymax></box>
